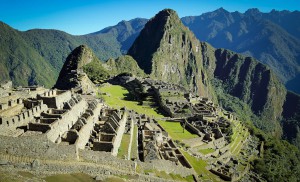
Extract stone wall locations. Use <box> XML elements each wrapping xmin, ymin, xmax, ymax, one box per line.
<box><xmin>0</xmin><ymin>81</ymin><xmax>12</xmax><ymax>90</ymax></box>
<box><xmin>75</xmin><ymin>102</ymin><xmax>102</xmax><ymax>149</ymax></box>
<box><xmin>0</xmin><ymin>98</ymin><xmax>23</xmax><ymax>110</ymax></box>
<box><xmin>138</xmin><ymin>159</ymin><xmax>195</xmax><ymax>177</ymax></box>
<box><xmin>79</xmin><ymin>149</ymin><xmax>134</xmax><ymax>171</ymax></box>
<box><xmin>0</xmin><ymin>134</ymin><xmax>77</xmax><ymax>161</ymax></box>
<box><xmin>111</xmin><ymin>112</ymin><xmax>127</xmax><ymax>156</ymax></box>
<box><xmin>0</xmin><ymin>103</ymin><xmax>48</xmax><ymax>131</ymax></box>
<box><xmin>46</xmin><ymin>99</ymin><xmax>88</xmax><ymax>143</ymax></box>
<box><xmin>0</xmin><ymin>134</ymin><xmax>194</xmax><ymax>178</ymax></box>
<box><xmin>37</xmin><ymin>90</ymin><xmax>72</xmax><ymax>109</ymax></box>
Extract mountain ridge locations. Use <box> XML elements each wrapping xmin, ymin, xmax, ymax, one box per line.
<box><xmin>128</xmin><ymin>9</ymin><xmax>287</xmax><ymax>137</ymax></box>
<box><xmin>1</xmin><ymin>8</ymin><xmax>300</xmax><ymax>92</ymax></box>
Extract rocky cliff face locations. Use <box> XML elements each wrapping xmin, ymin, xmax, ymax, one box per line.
<box><xmin>211</xmin><ymin>49</ymin><xmax>286</xmax><ymax>135</ymax></box>
<box><xmin>128</xmin><ymin>9</ymin><xmax>287</xmax><ymax>135</ymax></box>
<box><xmin>128</xmin><ymin>9</ymin><xmax>212</xmax><ymax>97</ymax></box>
<box><xmin>182</xmin><ymin>8</ymin><xmax>300</xmax><ymax>94</ymax></box>
<box><xmin>54</xmin><ymin>45</ymin><xmax>98</xmax><ymax>93</ymax></box>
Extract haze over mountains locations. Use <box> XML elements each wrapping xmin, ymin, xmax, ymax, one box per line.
<box><xmin>0</xmin><ymin>8</ymin><xmax>299</xmax><ymax>93</ymax></box>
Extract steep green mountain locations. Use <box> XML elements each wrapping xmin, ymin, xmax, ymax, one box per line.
<box><xmin>105</xmin><ymin>55</ymin><xmax>145</xmax><ymax>77</ymax></box>
<box><xmin>212</xmin><ymin>49</ymin><xmax>286</xmax><ymax>135</ymax></box>
<box><xmin>128</xmin><ymin>9</ymin><xmax>287</xmax><ymax>136</ymax></box>
<box><xmin>126</xmin><ymin>9</ymin><xmax>300</xmax><ymax>181</ymax></box>
<box><xmin>181</xmin><ymin>8</ymin><xmax>300</xmax><ymax>93</ymax></box>
<box><xmin>1</xmin><ymin>9</ymin><xmax>299</xmax><ymax>93</ymax></box>
<box><xmin>281</xmin><ymin>91</ymin><xmax>300</xmax><ymax>149</ymax></box>
<box><xmin>128</xmin><ymin>9</ymin><xmax>213</xmax><ymax>98</ymax></box>
<box><xmin>55</xmin><ymin>45</ymin><xmax>144</xmax><ymax>91</ymax></box>
<box><xmin>0</xmin><ymin>22</ymin><xmax>56</xmax><ymax>87</ymax></box>
<box><xmin>54</xmin><ymin>45</ymin><xmax>109</xmax><ymax>93</ymax></box>
<box><xmin>0</xmin><ymin>19</ymin><xmax>147</xmax><ymax>87</ymax></box>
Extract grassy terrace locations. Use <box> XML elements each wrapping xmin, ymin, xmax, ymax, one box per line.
<box><xmin>44</xmin><ymin>173</ymin><xmax>95</xmax><ymax>182</ymax></box>
<box><xmin>118</xmin><ymin>133</ymin><xmax>131</xmax><ymax>159</ymax></box>
<box><xmin>180</xmin><ymin>150</ymin><xmax>219</xmax><ymax>182</ymax></box>
<box><xmin>130</xmin><ymin>125</ymin><xmax>138</xmax><ymax>159</ymax></box>
<box><xmin>143</xmin><ymin>169</ymin><xmax>195</xmax><ymax>182</ymax></box>
<box><xmin>99</xmin><ymin>84</ymin><xmax>163</xmax><ymax>118</ymax></box>
<box><xmin>198</xmin><ymin>148</ymin><xmax>215</xmax><ymax>155</ymax></box>
<box><xmin>157</xmin><ymin>120</ymin><xmax>197</xmax><ymax>141</ymax></box>
<box><xmin>230</xmin><ymin>120</ymin><xmax>249</xmax><ymax>155</ymax></box>
<box><xmin>99</xmin><ymin>84</ymin><xmax>221</xmax><ymax>181</ymax></box>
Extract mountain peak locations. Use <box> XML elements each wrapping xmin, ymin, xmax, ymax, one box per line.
<box><xmin>155</xmin><ymin>8</ymin><xmax>178</xmax><ymax>17</ymax></box>
<box><xmin>245</xmin><ymin>8</ymin><xmax>261</xmax><ymax>15</ymax></box>
<box><xmin>64</xmin><ymin>44</ymin><xmax>95</xmax><ymax>70</ymax></box>
<box><xmin>128</xmin><ymin>9</ymin><xmax>211</xmax><ymax>96</ymax></box>
<box><xmin>54</xmin><ymin>45</ymin><xmax>98</xmax><ymax>91</ymax></box>
<box><xmin>127</xmin><ymin>9</ymin><xmax>184</xmax><ymax>74</ymax></box>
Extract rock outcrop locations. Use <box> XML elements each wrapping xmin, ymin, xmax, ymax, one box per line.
<box><xmin>54</xmin><ymin>45</ymin><xmax>98</xmax><ymax>94</ymax></box>
<box><xmin>209</xmin><ymin>48</ymin><xmax>286</xmax><ymax>135</ymax></box>
<box><xmin>128</xmin><ymin>9</ymin><xmax>287</xmax><ymax>135</ymax></box>
<box><xmin>128</xmin><ymin>9</ymin><xmax>213</xmax><ymax>97</ymax></box>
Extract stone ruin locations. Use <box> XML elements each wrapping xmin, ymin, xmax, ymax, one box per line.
<box><xmin>0</xmin><ymin>80</ymin><xmax>195</xmax><ymax>180</ymax></box>
<box><xmin>138</xmin><ymin>118</ymin><xmax>192</xmax><ymax>169</ymax></box>
<box><xmin>106</xmin><ymin>75</ymin><xmax>260</xmax><ymax>181</ymax></box>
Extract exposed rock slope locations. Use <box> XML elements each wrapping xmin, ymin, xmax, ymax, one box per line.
<box><xmin>182</xmin><ymin>8</ymin><xmax>300</xmax><ymax>93</ymax></box>
<box><xmin>211</xmin><ymin>48</ymin><xmax>286</xmax><ymax>134</ymax></box>
<box><xmin>54</xmin><ymin>45</ymin><xmax>103</xmax><ymax>93</ymax></box>
<box><xmin>128</xmin><ymin>9</ymin><xmax>213</xmax><ymax>97</ymax></box>
<box><xmin>128</xmin><ymin>9</ymin><xmax>287</xmax><ymax>135</ymax></box>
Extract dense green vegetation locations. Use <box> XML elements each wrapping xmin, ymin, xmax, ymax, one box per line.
<box><xmin>0</xmin><ymin>22</ymin><xmax>57</xmax><ymax>87</ymax></box>
<box><xmin>245</xmin><ymin>122</ymin><xmax>300</xmax><ymax>182</ymax></box>
<box><xmin>212</xmin><ymin>78</ymin><xmax>300</xmax><ymax>181</ymax></box>
<box><xmin>0</xmin><ymin>18</ymin><xmax>147</xmax><ymax>87</ymax></box>
<box><xmin>182</xmin><ymin>8</ymin><xmax>300</xmax><ymax>93</ymax></box>
<box><xmin>213</xmin><ymin>49</ymin><xmax>286</xmax><ymax>137</ymax></box>
<box><xmin>83</xmin><ymin>58</ymin><xmax>110</xmax><ymax>83</ymax></box>
<box><xmin>105</xmin><ymin>55</ymin><xmax>145</xmax><ymax>77</ymax></box>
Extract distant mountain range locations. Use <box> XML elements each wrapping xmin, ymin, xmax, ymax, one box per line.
<box><xmin>53</xmin><ymin>9</ymin><xmax>300</xmax><ymax>180</ymax></box>
<box><xmin>0</xmin><ymin>18</ymin><xmax>147</xmax><ymax>87</ymax></box>
<box><xmin>182</xmin><ymin>8</ymin><xmax>300</xmax><ymax>93</ymax></box>
<box><xmin>0</xmin><ymin>8</ymin><xmax>299</xmax><ymax>93</ymax></box>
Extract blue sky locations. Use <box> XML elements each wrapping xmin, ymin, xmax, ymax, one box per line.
<box><xmin>0</xmin><ymin>0</ymin><xmax>299</xmax><ymax>35</ymax></box>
